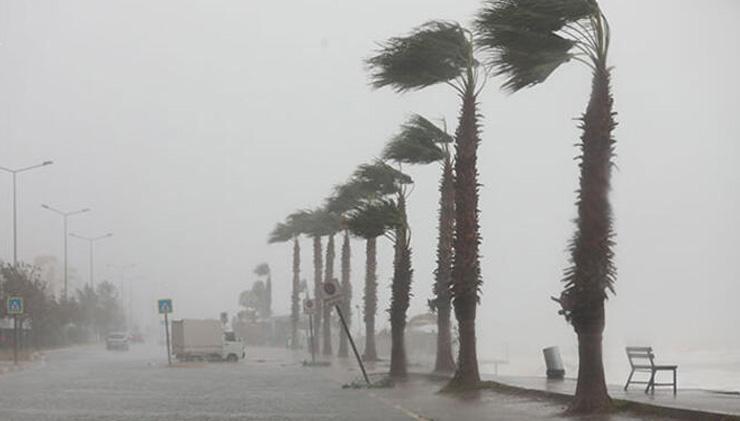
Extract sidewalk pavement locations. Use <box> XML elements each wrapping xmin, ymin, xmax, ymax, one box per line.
<box><xmin>486</xmin><ymin>374</ymin><xmax>740</xmax><ymax>419</ymax></box>
<box><xmin>0</xmin><ymin>350</ymin><xmax>44</xmax><ymax>375</ymax></box>
<box><xmin>350</xmin><ymin>356</ymin><xmax>740</xmax><ymax>419</ymax></box>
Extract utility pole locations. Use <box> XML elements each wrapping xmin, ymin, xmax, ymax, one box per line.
<box><xmin>69</xmin><ymin>232</ymin><xmax>113</xmax><ymax>290</ymax></box>
<box><xmin>41</xmin><ymin>205</ymin><xmax>90</xmax><ymax>300</ymax></box>
<box><xmin>0</xmin><ymin>161</ymin><xmax>54</xmax><ymax>265</ymax></box>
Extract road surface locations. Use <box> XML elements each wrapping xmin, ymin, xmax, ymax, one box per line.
<box><xmin>0</xmin><ymin>345</ymin><xmax>674</xmax><ymax>420</ymax></box>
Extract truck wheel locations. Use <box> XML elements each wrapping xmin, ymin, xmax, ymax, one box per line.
<box><xmin>226</xmin><ymin>354</ymin><xmax>238</xmax><ymax>362</ymax></box>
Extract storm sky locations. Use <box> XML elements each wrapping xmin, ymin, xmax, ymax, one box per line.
<box><xmin>1</xmin><ymin>0</ymin><xmax>738</xmax><ymax>363</ymax></box>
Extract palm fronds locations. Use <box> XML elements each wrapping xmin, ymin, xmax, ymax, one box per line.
<box><xmin>253</xmin><ymin>263</ymin><xmax>270</xmax><ymax>277</ymax></box>
<box><xmin>352</xmin><ymin>161</ymin><xmax>412</xmax><ymax>197</ymax></box>
<box><xmin>326</xmin><ymin>180</ymin><xmax>371</xmax><ymax>214</ymax></box>
<box><xmin>367</xmin><ymin>21</ymin><xmax>471</xmax><ymax>92</ymax></box>
<box><xmin>346</xmin><ymin>199</ymin><xmax>402</xmax><ymax>240</ymax></box>
<box><xmin>475</xmin><ymin>0</ymin><xmax>606</xmax><ymax>92</ymax></box>
<box><xmin>382</xmin><ymin>115</ymin><xmax>450</xmax><ymax>165</ymax></box>
<box><xmin>298</xmin><ymin>208</ymin><xmax>342</xmax><ymax>238</ymax></box>
<box><xmin>269</xmin><ymin>222</ymin><xmax>295</xmax><ymax>243</ymax></box>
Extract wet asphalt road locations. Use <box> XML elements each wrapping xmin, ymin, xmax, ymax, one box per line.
<box><xmin>0</xmin><ymin>345</ymin><xmax>674</xmax><ymax>421</ymax></box>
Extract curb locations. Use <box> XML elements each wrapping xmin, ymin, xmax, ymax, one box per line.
<box><xmin>403</xmin><ymin>371</ymin><xmax>739</xmax><ymax>421</ymax></box>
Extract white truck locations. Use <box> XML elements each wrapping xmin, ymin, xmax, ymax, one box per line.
<box><xmin>171</xmin><ymin>319</ymin><xmax>245</xmax><ymax>362</ymax></box>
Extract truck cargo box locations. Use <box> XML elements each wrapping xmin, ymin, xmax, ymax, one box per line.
<box><xmin>171</xmin><ymin>319</ymin><xmax>224</xmax><ymax>356</ymax></box>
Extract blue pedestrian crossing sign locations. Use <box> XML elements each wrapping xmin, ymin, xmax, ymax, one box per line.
<box><xmin>158</xmin><ymin>299</ymin><xmax>173</xmax><ymax>314</ymax></box>
<box><xmin>7</xmin><ymin>296</ymin><xmax>23</xmax><ymax>315</ymax></box>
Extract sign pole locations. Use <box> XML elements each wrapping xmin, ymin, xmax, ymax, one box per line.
<box><xmin>164</xmin><ymin>312</ymin><xmax>171</xmax><ymax>366</ymax></box>
<box><xmin>308</xmin><ymin>313</ymin><xmax>316</xmax><ymax>364</ymax></box>
<box><xmin>335</xmin><ymin>304</ymin><xmax>369</xmax><ymax>385</ymax></box>
<box><xmin>13</xmin><ymin>314</ymin><xmax>18</xmax><ymax>365</ymax></box>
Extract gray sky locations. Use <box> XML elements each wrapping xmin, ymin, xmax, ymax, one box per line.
<box><xmin>1</xmin><ymin>0</ymin><xmax>738</xmax><ymax>361</ymax></box>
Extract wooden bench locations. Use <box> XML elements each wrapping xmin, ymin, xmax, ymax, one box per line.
<box><xmin>624</xmin><ymin>346</ymin><xmax>677</xmax><ymax>394</ymax></box>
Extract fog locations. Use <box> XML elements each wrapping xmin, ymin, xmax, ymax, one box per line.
<box><xmin>1</xmin><ymin>0</ymin><xmax>738</xmax><ymax>383</ymax></box>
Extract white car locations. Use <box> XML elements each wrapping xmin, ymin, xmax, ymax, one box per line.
<box><xmin>106</xmin><ymin>332</ymin><xmax>129</xmax><ymax>351</ymax></box>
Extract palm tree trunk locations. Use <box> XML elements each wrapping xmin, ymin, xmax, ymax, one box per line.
<box><xmin>362</xmin><ymin>237</ymin><xmax>378</xmax><ymax>361</ymax></box>
<box><xmin>565</xmin><ymin>66</ymin><xmax>616</xmax><ymax>414</ymax></box>
<box><xmin>434</xmin><ymin>158</ymin><xmax>456</xmax><ymax>373</ymax></box>
<box><xmin>322</xmin><ymin>234</ymin><xmax>335</xmax><ymax>356</ymax></box>
<box><xmin>338</xmin><ymin>230</ymin><xmax>351</xmax><ymax>358</ymax></box>
<box><xmin>312</xmin><ymin>236</ymin><xmax>323</xmax><ymax>355</ymax></box>
<box><xmin>389</xmin><ymin>195</ymin><xmax>412</xmax><ymax>378</ymax></box>
<box><xmin>265</xmin><ymin>274</ymin><xmax>272</xmax><ymax>317</ymax></box>
<box><xmin>290</xmin><ymin>237</ymin><xmax>300</xmax><ymax>349</ymax></box>
<box><xmin>448</xmin><ymin>87</ymin><xmax>482</xmax><ymax>389</ymax></box>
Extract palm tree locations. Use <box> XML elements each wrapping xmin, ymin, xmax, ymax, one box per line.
<box><xmin>298</xmin><ymin>208</ymin><xmax>341</xmax><ymax>356</ymax></box>
<box><xmin>253</xmin><ymin>263</ymin><xmax>271</xmax><ymax>317</ymax></box>
<box><xmin>268</xmin><ymin>213</ymin><xmax>308</xmax><ymax>349</ymax></box>
<box><xmin>345</xmin><ymin>199</ymin><xmax>402</xmax><ymax>363</ymax></box>
<box><xmin>368</xmin><ymin>20</ymin><xmax>488</xmax><ymax>388</ymax></box>
<box><xmin>327</xmin><ymin>183</ymin><xmax>367</xmax><ymax>358</ymax></box>
<box><xmin>337</xmin><ymin>229</ymin><xmax>352</xmax><ymax>357</ymax></box>
<box><xmin>476</xmin><ymin>0</ymin><xmax>616</xmax><ymax>413</ymax></box>
<box><xmin>383</xmin><ymin>114</ymin><xmax>457</xmax><ymax>373</ymax></box>
<box><xmin>342</xmin><ymin>162</ymin><xmax>412</xmax><ymax>366</ymax></box>
<box><xmin>349</xmin><ymin>161</ymin><xmax>412</xmax><ymax>378</ymax></box>
<box><xmin>322</xmin><ymin>228</ymin><xmax>338</xmax><ymax>356</ymax></box>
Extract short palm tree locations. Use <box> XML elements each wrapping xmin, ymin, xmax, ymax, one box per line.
<box><xmin>346</xmin><ymin>198</ymin><xmax>404</xmax><ymax>365</ymax></box>
<box><xmin>344</xmin><ymin>162</ymin><xmax>412</xmax><ymax>368</ymax></box>
<box><xmin>322</xmin><ymin>224</ymin><xmax>340</xmax><ymax>356</ymax></box>
<box><xmin>382</xmin><ymin>115</ymin><xmax>456</xmax><ymax>373</ymax></box>
<box><xmin>268</xmin><ymin>214</ymin><xmax>306</xmax><ymax>349</ymax></box>
<box><xmin>476</xmin><ymin>0</ymin><xmax>616</xmax><ymax>413</ymax></box>
<box><xmin>327</xmin><ymin>182</ymin><xmax>367</xmax><ymax>358</ymax></box>
<box><xmin>352</xmin><ymin>161</ymin><xmax>413</xmax><ymax>378</ymax></box>
<box><xmin>368</xmin><ymin>20</ymin><xmax>488</xmax><ymax>388</ymax></box>
<box><xmin>253</xmin><ymin>263</ymin><xmax>271</xmax><ymax>317</ymax></box>
<box><xmin>292</xmin><ymin>208</ymin><xmax>339</xmax><ymax>355</ymax></box>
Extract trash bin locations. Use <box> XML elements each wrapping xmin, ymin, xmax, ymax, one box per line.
<box><xmin>543</xmin><ymin>346</ymin><xmax>565</xmax><ymax>380</ymax></box>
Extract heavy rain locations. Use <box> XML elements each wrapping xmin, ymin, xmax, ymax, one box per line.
<box><xmin>0</xmin><ymin>0</ymin><xmax>738</xmax><ymax>420</ymax></box>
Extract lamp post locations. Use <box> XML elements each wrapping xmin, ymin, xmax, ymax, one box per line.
<box><xmin>0</xmin><ymin>161</ymin><xmax>54</xmax><ymax>265</ymax></box>
<box><xmin>69</xmin><ymin>232</ymin><xmax>113</xmax><ymax>290</ymax></box>
<box><xmin>41</xmin><ymin>204</ymin><xmax>90</xmax><ymax>300</ymax></box>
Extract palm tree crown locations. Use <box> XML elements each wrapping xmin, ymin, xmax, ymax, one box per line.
<box><xmin>476</xmin><ymin>0</ymin><xmax>610</xmax><ymax>92</ymax></box>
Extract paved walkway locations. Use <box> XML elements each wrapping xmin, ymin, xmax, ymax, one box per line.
<box><xmin>486</xmin><ymin>375</ymin><xmax>740</xmax><ymax>418</ymax></box>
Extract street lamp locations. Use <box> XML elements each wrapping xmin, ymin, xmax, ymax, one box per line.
<box><xmin>0</xmin><ymin>160</ymin><xmax>54</xmax><ymax>265</ymax></box>
<box><xmin>41</xmin><ymin>204</ymin><xmax>91</xmax><ymax>300</ymax></box>
<box><xmin>69</xmin><ymin>232</ymin><xmax>113</xmax><ymax>290</ymax></box>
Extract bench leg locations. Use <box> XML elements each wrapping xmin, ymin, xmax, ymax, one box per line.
<box><xmin>645</xmin><ymin>370</ymin><xmax>655</xmax><ymax>394</ymax></box>
<box><xmin>673</xmin><ymin>369</ymin><xmax>677</xmax><ymax>395</ymax></box>
<box><xmin>624</xmin><ymin>369</ymin><xmax>634</xmax><ymax>391</ymax></box>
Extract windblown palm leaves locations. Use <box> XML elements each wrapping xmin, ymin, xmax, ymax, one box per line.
<box><xmin>382</xmin><ymin>115</ymin><xmax>451</xmax><ymax>165</ymax></box>
<box><xmin>476</xmin><ymin>0</ymin><xmax>608</xmax><ymax>92</ymax></box>
<box><xmin>346</xmin><ymin>199</ymin><xmax>403</xmax><ymax>240</ymax></box>
<box><xmin>367</xmin><ymin>21</ymin><xmax>471</xmax><ymax>93</ymax></box>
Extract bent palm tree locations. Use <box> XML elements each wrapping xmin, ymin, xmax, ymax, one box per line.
<box><xmin>290</xmin><ymin>209</ymin><xmax>331</xmax><ymax>354</ymax></box>
<box><xmin>346</xmin><ymin>199</ymin><xmax>404</xmax><ymax>366</ymax></box>
<box><xmin>344</xmin><ymin>162</ymin><xmax>412</xmax><ymax>367</ymax></box>
<box><xmin>477</xmin><ymin>0</ymin><xmax>616</xmax><ymax>413</ymax></box>
<box><xmin>322</xmin><ymin>225</ymin><xmax>340</xmax><ymax>356</ymax></box>
<box><xmin>327</xmin><ymin>183</ymin><xmax>367</xmax><ymax>358</ymax></box>
<box><xmin>356</xmin><ymin>162</ymin><xmax>412</xmax><ymax>378</ymax></box>
<box><xmin>268</xmin><ymin>214</ymin><xmax>306</xmax><ymax>349</ymax></box>
<box><xmin>368</xmin><ymin>20</ymin><xmax>488</xmax><ymax>388</ymax></box>
<box><xmin>383</xmin><ymin>115</ymin><xmax>456</xmax><ymax>373</ymax></box>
